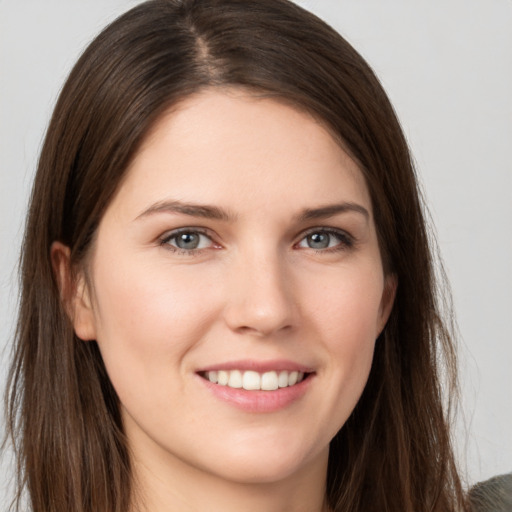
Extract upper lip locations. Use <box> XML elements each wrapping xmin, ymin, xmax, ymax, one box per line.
<box><xmin>196</xmin><ymin>359</ymin><xmax>315</xmax><ymax>373</ymax></box>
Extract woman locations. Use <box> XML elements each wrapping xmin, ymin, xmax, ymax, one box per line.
<box><xmin>4</xmin><ymin>0</ymin><xmax>470</xmax><ymax>510</ymax></box>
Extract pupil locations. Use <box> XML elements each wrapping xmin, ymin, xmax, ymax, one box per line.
<box><xmin>308</xmin><ymin>232</ymin><xmax>329</xmax><ymax>249</ymax></box>
<box><xmin>177</xmin><ymin>233</ymin><xmax>199</xmax><ymax>249</ymax></box>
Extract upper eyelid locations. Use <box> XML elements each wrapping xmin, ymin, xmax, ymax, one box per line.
<box><xmin>160</xmin><ymin>227</ymin><xmax>214</xmax><ymax>240</ymax></box>
<box><xmin>158</xmin><ymin>227</ymin><xmax>217</xmax><ymax>250</ymax></box>
<box><xmin>294</xmin><ymin>227</ymin><xmax>355</xmax><ymax>252</ymax></box>
<box><xmin>296</xmin><ymin>226</ymin><xmax>353</xmax><ymax>240</ymax></box>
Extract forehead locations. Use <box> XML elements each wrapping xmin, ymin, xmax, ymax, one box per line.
<box><xmin>110</xmin><ymin>88</ymin><xmax>372</xmax><ymax>221</ymax></box>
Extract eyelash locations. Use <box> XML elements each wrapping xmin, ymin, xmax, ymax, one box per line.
<box><xmin>296</xmin><ymin>227</ymin><xmax>355</xmax><ymax>253</ymax></box>
<box><xmin>159</xmin><ymin>228</ymin><xmax>216</xmax><ymax>256</ymax></box>
<box><xmin>159</xmin><ymin>227</ymin><xmax>355</xmax><ymax>255</ymax></box>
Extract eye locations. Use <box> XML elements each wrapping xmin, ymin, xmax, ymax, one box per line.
<box><xmin>297</xmin><ymin>229</ymin><xmax>353</xmax><ymax>251</ymax></box>
<box><xmin>161</xmin><ymin>229</ymin><xmax>214</xmax><ymax>251</ymax></box>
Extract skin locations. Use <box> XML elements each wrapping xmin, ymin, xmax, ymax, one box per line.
<box><xmin>54</xmin><ymin>88</ymin><xmax>396</xmax><ymax>512</ymax></box>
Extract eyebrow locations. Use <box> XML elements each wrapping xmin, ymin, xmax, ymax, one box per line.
<box><xmin>135</xmin><ymin>199</ymin><xmax>369</xmax><ymax>223</ymax></box>
<box><xmin>135</xmin><ymin>200</ymin><xmax>235</xmax><ymax>222</ymax></box>
<box><xmin>295</xmin><ymin>203</ymin><xmax>370</xmax><ymax>222</ymax></box>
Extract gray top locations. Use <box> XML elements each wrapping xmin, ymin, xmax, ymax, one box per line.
<box><xmin>469</xmin><ymin>473</ymin><xmax>512</xmax><ymax>512</ymax></box>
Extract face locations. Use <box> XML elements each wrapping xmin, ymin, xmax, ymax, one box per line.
<box><xmin>69</xmin><ymin>89</ymin><xmax>395</xmax><ymax>488</ymax></box>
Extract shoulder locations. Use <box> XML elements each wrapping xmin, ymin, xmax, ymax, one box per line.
<box><xmin>469</xmin><ymin>473</ymin><xmax>512</xmax><ymax>512</ymax></box>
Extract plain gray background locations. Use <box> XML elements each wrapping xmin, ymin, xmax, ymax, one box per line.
<box><xmin>1</xmin><ymin>0</ymin><xmax>511</xmax><ymax>505</ymax></box>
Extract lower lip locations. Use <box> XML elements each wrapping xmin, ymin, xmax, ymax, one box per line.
<box><xmin>197</xmin><ymin>374</ymin><xmax>313</xmax><ymax>413</ymax></box>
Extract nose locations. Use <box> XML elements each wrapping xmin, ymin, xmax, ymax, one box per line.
<box><xmin>223</xmin><ymin>249</ymin><xmax>297</xmax><ymax>337</ymax></box>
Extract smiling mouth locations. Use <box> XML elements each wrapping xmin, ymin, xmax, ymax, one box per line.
<box><xmin>199</xmin><ymin>370</ymin><xmax>312</xmax><ymax>391</ymax></box>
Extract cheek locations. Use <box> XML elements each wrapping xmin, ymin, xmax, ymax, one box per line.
<box><xmin>94</xmin><ymin>253</ymin><xmax>215</xmax><ymax>334</ymax></box>
<box><xmin>303</xmin><ymin>265</ymin><xmax>383</xmax><ymax>418</ymax></box>
<box><xmin>89</xmin><ymin>254</ymin><xmax>221</xmax><ymax>390</ymax></box>
<box><xmin>307</xmin><ymin>263</ymin><xmax>384</xmax><ymax>346</ymax></box>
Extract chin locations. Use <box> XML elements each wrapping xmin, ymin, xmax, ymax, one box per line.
<box><xmin>199</xmin><ymin>435</ymin><xmax>326</xmax><ymax>485</ymax></box>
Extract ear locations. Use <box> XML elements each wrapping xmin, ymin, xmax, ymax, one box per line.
<box><xmin>51</xmin><ymin>241</ymin><xmax>97</xmax><ymax>341</ymax></box>
<box><xmin>376</xmin><ymin>273</ymin><xmax>397</xmax><ymax>337</ymax></box>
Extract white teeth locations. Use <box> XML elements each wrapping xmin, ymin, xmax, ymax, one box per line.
<box><xmin>261</xmin><ymin>371</ymin><xmax>279</xmax><ymax>390</ymax></box>
<box><xmin>205</xmin><ymin>369</ymin><xmax>307</xmax><ymax>390</ymax></box>
<box><xmin>217</xmin><ymin>370</ymin><xmax>229</xmax><ymax>386</ymax></box>
<box><xmin>228</xmin><ymin>370</ymin><xmax>242</xmax><ymax>388</ymax></box>
<box><xmin>243</xmin><ymin>371</ymin><xmax>260</xmax><ymax>390</ymax></box>
<box><xmin>278</xmin><ymin>370</ymin><xmax>289</xmax><ymax>388</ymax></box>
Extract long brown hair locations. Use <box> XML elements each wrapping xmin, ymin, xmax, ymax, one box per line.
<box><xmin>4</xmin><ymin>0</ymin><xmax>469</xmax><ymax>510</ymax></box>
